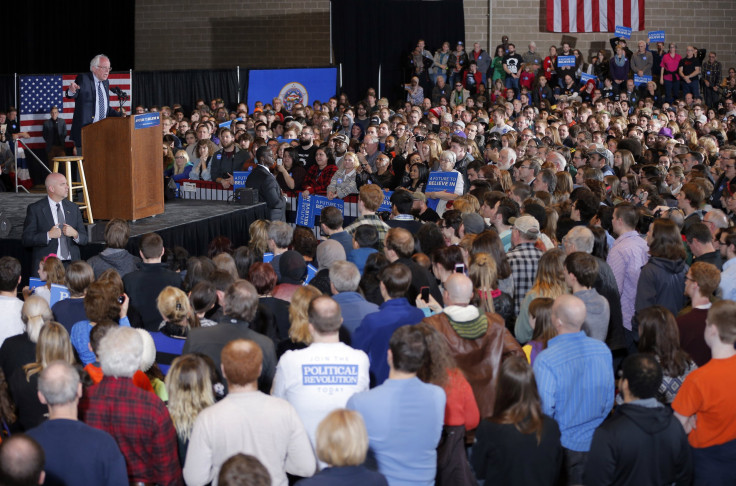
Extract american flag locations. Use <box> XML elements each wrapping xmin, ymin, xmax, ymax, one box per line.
<box><xmin>546</xmin><ymin>0</ymin><xmax>645</xmax><ymax>33</ymax></box>
<box><xmin>19</xmin><ymin>73</ymin><xmax>132</xmax><ymax>150</ymax></box>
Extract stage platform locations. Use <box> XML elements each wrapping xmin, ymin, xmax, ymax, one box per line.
<box><xmin>0</xmin><ymin>193</ymin><xmax>266</xmax><ymax>282</ymax></box>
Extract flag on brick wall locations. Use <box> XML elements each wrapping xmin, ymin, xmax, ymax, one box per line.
<box><xmin>19</xmin><ymin>73</ymin><xmax>131</xmax><ymax>150</ymax></box>
<box><xmin>546</xmin><ymin>0</ymin><xmax>645</xmax><ymax>33</ymax></box>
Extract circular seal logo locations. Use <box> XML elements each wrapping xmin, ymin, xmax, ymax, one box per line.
<box><xmin>279</xmin><ymin>82</ymin><xmax>308</xmax><ymax>112</ymax></box>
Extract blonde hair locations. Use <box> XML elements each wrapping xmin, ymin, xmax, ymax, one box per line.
<box><xmin>469</xmin><ymin>252</ymin><xmax>498</xmax><ymax>313</ymax></box>
<box><xmin>530</xmin><ymin>249</ymin><xmax>568</xmax><ymax>298</ymax></box>
<box><xmin>288</xmin><ymin>285</ymin><xmax>322</xmax><ymax>344</ymax></box>
<box><xmin>165</xmin><ymin>354</ymin><xmax>215</xmax><ymax>442</ymax></box>
<box><xmin>248</xmin><ymin>220</ymin><xmax>271</xmax><ymax>257</ymax></box>
<box><xmin>21</xmin><ymin>296</ymin><xmax>53</xmax><ymax>343</ymax></box>
<box><xmin>157</xmin><ymin>286</ymin><xmax>200</xmax><ymax>329</ymax></box>
<box><xmin>173</xmin><ymin>150</ymin><xmax>190</xmax><ymax>175</ymax></box>
<box><xmin>23</xmin><ymin>322</ymin><xmax>74</xmax><ymax>380</ymax></box>
<box><xmin>316</xmin><ymin>409</ymin><xmax>369</xmax><ymax>467</ymax></box>
<box><xmin>453</xmin><ymin>194</ymin><xmax>480</xmax><ymax>214</ymax></box>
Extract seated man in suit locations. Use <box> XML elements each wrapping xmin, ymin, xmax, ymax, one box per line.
<box><xmin>22</xmin><ymin>173</ymin><xmax>88</xmax><ymax>276</ymax></box>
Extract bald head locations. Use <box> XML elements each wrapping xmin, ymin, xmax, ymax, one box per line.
<box><xmin>45</xmin><ymin>173</ymin><xmax>68</xmax><ymax>202</ymax></box>
<box><xmin>552</xmin><ymin>294</ymin><xmax>587</xmax><ymax>332</ymax></box>
<box><xmin>0</xmin><ymin>435</ymin><xmax>45</xmax><ymax>486</ymax></box>
<box><xmin>308</xmin><ymin>296</ymin><xmax>343</xmax><ymax>334</ymax></box>
<box><xmin>444</xmin><ymin>273</ymin><xmax>474</xmax><ymax>306</ymax></box>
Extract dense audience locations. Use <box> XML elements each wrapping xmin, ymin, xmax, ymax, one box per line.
<box><xmin>3</xmin><ymin>33</ymin><xmax>736</xmax><ymax>486</ymax></box>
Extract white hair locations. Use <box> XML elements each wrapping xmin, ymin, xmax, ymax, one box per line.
<box><xmin>38</xmin><ymin>361</ymin><xmax>79</xmax><ymax>406</ymax></box>
<box><xmin>99</xmin><ymin>327</ymin><xmax>143</xmax><ymax>378</ymax></box>
<box><xmin>329</xmin><ymin>261</ymin><xmax>361</xmax><ymax>293</ymax></box>
<box><xmin>564</xmin><ymin>226</ymin><xmax>595</xmax><ymax>254</ymax></box>
<box><xmin>89</xmin><ymin>54</ymin><xmax>109</xmax><ymax>71</ymax></box>
<box><xmin>136</xmin><ymin>329</ymin><xmax>156</xmax><ymax>373</ymax></box>
<box><xmin>501</xmin><ymin>147</ymin><xmax>517</xmax><ymax>164</ymax></box>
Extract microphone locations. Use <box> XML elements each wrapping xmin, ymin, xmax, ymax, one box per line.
<box><xmin>111</xmin><ymin>86</ymin><xmax>127</xmax><ymax>99</ymax></box>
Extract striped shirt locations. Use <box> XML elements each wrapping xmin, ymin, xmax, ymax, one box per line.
<box><xmin>606</xmin><ymin>231</ymin><xmax>649</xmax><ymax>331</ymax></box>
<box><xmin>346</xmin><ymin>214</ymin><xmax>390</xmax><ymax>251</ymax></box>
<box><xmin>533</xmin><ymin>331</ymin><xmax>614</xmax><ymax>452</ymax></box>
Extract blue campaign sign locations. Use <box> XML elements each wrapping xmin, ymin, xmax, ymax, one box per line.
<box><xmin>425</xmin><ymin>171</ymin><xmax>460</xmax><ymax>211</ymax></box>
<box><xmin>29</xmin><ymin>277</ymin><xmax>44</xmax><ymax>290</ymax></box>
<box><xmin>580</xmin><ymin>72</ymin><xmax>597</xmax><ymax>84</ymax></box>
<box><xmin>263</xmin><ymin>252</ymin><xmax>274</xmax><ymax>263</ymax></box>
<box><xmin>557</xmin><ymin>55</ymin><xmax>576</xmax><ymax>67</ymax></box>
<box><xmin>295</xmin><ymin>193</ymin><xmax>314</xmax><ymax>227</ymax></box>
<box><xmin>134</xmin><ymin>113</ymin><xmax>160</xmax><ymax>130</ymax></box>
<box><xmin>312</xmin><ymin>195</ymin><xmax>344</xmax><ymax>217</ymax></box>
<box><xmin>219</xmin><ymin>117</ymin><xmax>243</xmax><ymax>129</ymax></box>
<box><xmin>49</xmin><ymin>284</ymin><xmax>70</xmax><ymax>307</ymax></box>
<box><xmin>615</xmin><ymin>25</ymin><xmax>632</xmax><ymax>39</ymax></box>
<box><xmin>304</xmin><ymin>263</ymin><xmax>318</xmax><ymax>284</ymax></box>
<box><xmin>247</xmin><ymin>68</ymin><xmax>338</xmax><ymax>112</ymax></box>
<box><xmin>648</xmin><ymin>31</ymin><xmax>665</xmax><ymax>43</ymax></box>
<box><xmin>634</xmin><ymin>75</ymin><xmax>653</xmax><ymax>87</ymax></box>
<box><xmin>232</xmin><ymin>170</ymin><xmax>252</xmax><ymax>189</ymax></box>
<box><xmin>378</xmin><ymin>191</ymin><xmax>393</xmax><ymax>212</ymax></box>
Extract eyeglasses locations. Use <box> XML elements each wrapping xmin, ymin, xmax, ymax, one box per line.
<box><xmin>96</xmin><ymin>66</ymin><xmax>112</xmax><ymax>72</ymax></box>
<box><xmin>520</xmin><ymin>165</ymin><xmax>532</xmax><ymax>169</ymax></box>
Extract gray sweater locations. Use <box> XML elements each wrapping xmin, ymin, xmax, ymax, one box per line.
<box><xmin>575</xmin><ymin>288</ymin><xmax>610</xmax><ymax>342</ymax></box>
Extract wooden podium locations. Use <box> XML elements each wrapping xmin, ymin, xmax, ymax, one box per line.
<box><xmin>81</xmin><ymin>114</ymin><xmax>164</xmax><ymax>221</ymax></box>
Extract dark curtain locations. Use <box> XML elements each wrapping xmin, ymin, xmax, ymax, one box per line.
<box><xmin>0</xmin><ymin>75</ymin><xmax>15</xmax><ymax>112</ymax></box>
<box><xmin>3</xmin><ymin>1</ymin><xmax>134</xmax><ymax>76</ymax></box>
<box><xmin>331</xmin><ymin>0</ymin><xmax>465</xmax><ymax>105</ymax></box>
<box><xmin>132</xmin><ymin>69</ymin><xmax>240</xmax><ymax>113</ymax></box>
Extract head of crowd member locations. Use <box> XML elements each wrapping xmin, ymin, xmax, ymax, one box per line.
<box><xmin>511</xmin><ymin>215</ymin><xmax>540</xmax><ymax>247</ymax></box>
<box><xmin>222</xmin><ymin>280</ymin><xmax>259</xmax><ymax>324</ymax></box>
<box><xmin>307</xmin><ymin>296</ymin><xmax>343</xmax><ymax>338</ymax></box>
<box><xmin>533</xmin><ymin>168</ymin><xmax>557</xmax><ymax>193</ymax></box>
<box><xmin>390</xmin><ymin>190</ymin><xmax>414</xmax><ymax>218</ymax></box>
<box><xmin>377</xmin><ymin>262</ymin><xmax>412</xmax><ymax>302</ymax></box>
<box><xmin>267</xmin><ymin>221</ymin><xmax>293</xmax><ymax>254</ymax></box>
<box><xmin>384</xmin><ymin>228</ymin><xmax>414</xmax><ymax>262</ymax></box>
<box><xmin>719</xmin><ymin>228</ymin><xmax>736</xmax><ymax>261</ymax></box>
<box><xmin>217</xmin><ymin>454</ymin><xmax>271</xmax><ymax>486</ymax></box>
<box><xmin>518</xmin><ymin>159</ymin><xmax>540</xmax><ymax>184</ymax></box>
<box><xmin>677</xmin><ymin>182</ymin><xmax>704</xmax><ymax>214</ymax></box>
<box><xmin>0</xmin><ymin>434</ymin><xmax>45</xmax><ymax>486</ymax></box>
<box><xmin>562</xmin><ymin>226</ymin><xmax>594</xmax><ymax>255</ymax></box>
<box><xmin>0</xmin><ymin>256</ymin><xmax>22</xmax><ymax>294</ymax></box>
<box><xmin>705</xmin><ymin>300</ymin><xmax>736</xmax><ymax>350</ymax></box>
<box><xmin>684</xmin><ymin>223</ymin><xmax>716</xmax><ymax>258</ymax></box>
<box><xmin>220</xmin><ymin>339</ymin><xmax>262</xmax><ymax>389</ymax></box>
<box><xmin>551</xmin><ymin>294</ymin><xmax>587</xmax><ymax>334</ymax></box>
<box><xmin>571</xmin><ymin>190</ymin><xmax>599</xmax><ymax>223</ymax></box>
<box><xmin>329</xmin><ymin>261</ymin><xmax>361</xmax><ymax>296</ymax></box>
<box><xmin>138</xmin><ymin>232</ymin><xmax>165</xmax><ymax>263</ymax></box>
<box><xmin>388</xmin><ymin>325</ymin><xmax>428</xmax><ymax>375</ymax></box>
<box><xmin>357</xmin><ymin>184</ymin><xmax>384</xmax><ymax>215</ymax></box>
<box><xmin>685</xmin><ymin>261</ymin><xmax>721</xmax><ymax>302</ymax></box>
<box><xmin>611</xmin><ymin>202</ymin><xmax>638</xmax><ymax>238</ymax></box>
<box><xmin>314</xmin><ymin>409</ymin><xmax>371</xmax><ymax>470</ymax></box>
<box><xmin>316</xmin><ymin>240</ymin><xmax>346</xmax><ymax>272</ymax></box>
<box><xmin>98</xmin><ymin>326</ymin><xmax>143</xmax><ymax>379</ymax></box>
<box><xmin>619</xmin><ymin>353</ymin><xmax>663</xmax><ymax>403</ymax></box>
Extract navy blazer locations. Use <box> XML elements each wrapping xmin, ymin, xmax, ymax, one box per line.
<box><xmin>22</xmin><ymin>197</ymin><xmax>88</xmax><ymax>276</ymax></box>
<box><xmin>66</xmin><ymin>72</ymin><xmax>121</xmax><ymax>145</ymax></box>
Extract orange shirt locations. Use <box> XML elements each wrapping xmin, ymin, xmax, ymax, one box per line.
<box><xmin>672</xmin><ymin>354</ymin><xmax>736</xmax><ymax>448</ymax></box>
<box><xmin>83</xmin><ymin>364</ymin><xmax>154</xmax><ymax>394</ymax></box>
<box><xmin>444</xmin><ymin>368</ymin><xmax>481</xmax><ymax>429</ymax></box>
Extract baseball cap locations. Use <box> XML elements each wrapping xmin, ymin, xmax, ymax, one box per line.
<box><xmin>510</xmin><ymin>215</ymin><xmax>540</xmax><ymax>238</ymax></box>
<box><xmin>333</xmin><ymin>134</ymin><xmax>349</xmax><ymax>144</ymax></box>
<box><xmin>591</xmin><ymin>146</ymin><xmax>614</xmax><ymax>165</ymax></box>
<box><xmin>461</xmin><ymin>213</ymin><xmax>485</xmax><ymax>235</ymax></box>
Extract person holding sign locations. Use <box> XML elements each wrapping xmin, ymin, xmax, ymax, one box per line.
<box><xmin>426</xmin><ymin>150</ymin><xmax>464</xmax><ymax>216</ymax></box>
<box><xmin>211</xmin><ymin>129</ymin><xmax>249</xmax><ymax>189</ymax></box>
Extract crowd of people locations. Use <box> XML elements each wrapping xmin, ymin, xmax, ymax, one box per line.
<box><xmin>2</xmin><ymin>32</ymin><xmax>736</xmax><ymax>486</ymax></box>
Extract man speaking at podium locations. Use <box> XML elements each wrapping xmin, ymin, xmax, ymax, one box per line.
<box><xmin>66</xmin><ymin>54</ymin><xmax>122</xmax><ymax>155</ymax></box>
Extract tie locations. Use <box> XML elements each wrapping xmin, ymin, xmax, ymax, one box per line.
<box><xmin>97</xmin><ymin>82</ymin><xmax>106</xmax><ymax>121</ymax></box>
<box><xmin>56</xmin><ymin>203</ymin><xmax>70</xmax><ymax>260</ymax></box>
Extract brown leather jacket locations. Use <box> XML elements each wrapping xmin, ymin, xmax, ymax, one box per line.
<box><xmin>423</xmin><ymin>310</ymin><xmax>523</xmax><ymax>419</ymax></box>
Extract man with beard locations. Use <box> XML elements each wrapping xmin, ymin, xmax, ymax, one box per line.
<box><xmin>431</xmin><ymin>75</ymin><xmax>450</xmax><ymax>105</ymax></box>
<box><xmin>296</xmin><ymin>126</ymin><xmax>318</xmax><ymax>169</ymax></box>
<box><xmin>332</xmin><ymin>134</ymin><xmax>349</xmax><ymax>169</ymax></box>
<box><xmin>211</xmin><ymin>129</ymin><xmax>250</xmax><ymax>189</ymax></box>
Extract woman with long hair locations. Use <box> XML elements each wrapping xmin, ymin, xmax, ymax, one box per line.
<box><xmin>153</xmin><ymin>286</ymin><xmax>200</xmax><ymax>374</ymax></box>
<box><xmin>23</xmin><ymin>256</ymin><xmax>65</xmax><ymax>304</ymax></box>
<box><xmin>514</xmin><ymin>249</ymin><xmax>567</xmax><ymax>344</ymax></box>
<box><xmin>439</xmin><ymin>210</ymin><xmax>464</xmax><ymax>247</ymax></box>
<box><xmin>472</xmin><ymin>356</ymin><xmax>562</xmax><ymax>485</ymax></box>
<box><xmin>637</xmin><ymin>306</ymin><xmax>697</xmax><ymax>404</ymax></box>
<box><xmin>472</xmin><ymin>231</ymin><xmax>514</xmax><ymax>295</ymax></box>
<box><xmin>9</xmin><ymin>322</ymin><xmax>75</xmax><ymax>431</ymax></box>
<box><xmin>302</xmin><ymin>147</ymin><xmax>338</xmax><ymax>197</ymax></box>
<box><xmin>635</xmin><ymin>219</ymin><xmax>687</xmax><ymax>318</ymax></box>
<box><xmin>613</xmin><ymin>149</ymin><xmax>635</xmax><ymax>178</ymax></box>
<box><xmin>522</xmin><ymin>298</ymin><xmax>557</xmax><ymax>365</ymax></box>
<box><xmin>403</xmin><ymin>162</ymin><xmax>429</xmax><ymax>192</ymax></box>
<box><xmin>165</xmin><ymin>354</ymin><xmax>215</xmax><ymax>464</ymax></box>
<box><xmin>277</xmin><ymin>285</ymin><xmax>322</xmax><ymax>358</ymax></box>
<box><xmin>621</xmin><ymin>173</ymin><xmax>639</xmax><ymax>201</ymax></box>
<box><xmin>248</xmin><ymin>220</ymin><xmax>270</xmax><ymax>260</ymax></box>
<box><xmin>0</xmin><ymin>296</ymin><xmax>53</xmax><ymax>384</ymax></box>
<box><xmin>165</xmin><ymin>149</ymin><xmax>193</xmax><ymax>181</ymax></box>
<box><xmin>189</xmin><ymin>140</ymin><xmax>217</xmax><ymax>181</ymax></box>
<box><xmin>469</xmin><ymin>253</ymin><xmax>514</xmax><ymax>333</ymax></box>
<box><xmin>416</xmin><ymin>323</ymin><xmax>479</xmax><ymax>486</ymax></box>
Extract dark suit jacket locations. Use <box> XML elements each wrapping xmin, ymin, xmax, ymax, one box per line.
<box><xmin>42</xmin><ymin>117</ymin><xmax>67</xmax><ymax>153</ymax></box>
<box><xmin>22</xmin><ymin>197</ymin><xmax>88</xmax><ymax>275</ymax></box>
<box><xmin>209</xmin><ymin>148</ymin><xmax>250</xmax><ymax>182</ymax></box>
<box><xmin>122</xmin><ymin>263</ymin><xmax>183</xmax><ymax>332</ymax></box>
<box><xmin>245</xmin><ymin>164</ymin><xmax>286</xmax><ymax>221</ymax></box>
<box><xmin>66</xmin><ymin>72</ymin><xmax>122</xmax><ymax>145</ymax></box>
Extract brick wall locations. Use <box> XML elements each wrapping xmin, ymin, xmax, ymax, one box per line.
<box><xmin>464</xmin><ymin>0</ymin><xmax>736</xmax><ymax>76</ymax></box>
<box><xmin>136</xmin><ymin>0</ymin><xmax>735</xmax><ymax>82</ymax></box>
<box><xmin>135</xmin><ymin>0</ymin><xmax>331</xmax><ymax>71</ymax></box>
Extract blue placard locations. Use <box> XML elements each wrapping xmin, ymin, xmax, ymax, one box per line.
<box><xmin>648</xmin><ymin>30</ymin><xmax>665</xmax><ymax>43</ymax></box>
<box><xmin>304</xmin><ymin>263</ymin><xmax>318</xmax><ymax>284</ymax></box>
<box><xmin>247</xmin><ymin>68</ymin><xmax>338</xmax><ymax>112</ymax></box>
<box><xmin>49</xmin><ymin>284</ymin><xmax>70</xmax><ymax>307</ymax></box>
<box><xmin>425</xmin><ymin>171</ymin><xmax>460</xmax><ymax>211</ymax></box>
<box><xmin>633</xmin><ymin>75</ymin><xmax>653</xmax><ymax>87</ymax></box>
<box><xmin>134</xmin><ymin>113</ymin><xmax>160</xmax><ymax>130</ymax></box>
<box><xmin>220</xmin><ymin>117</ymin><xmax>243</xmax><ymax>129</ymax></box>
<box><xmin>378</xmin><ymin>191</ymin><xmax>394</xmax><ymax>212</ymax></box>
<box><xmin>313</xmin><ymin>195</ymin><xmax>344</xmax><ymax>217</ymax></box>
<box><xmin>615</xmin><ymin>26</ymin><xmax>632</xmax><ymax>39</ymax></box>
<box><xmin>29</xmin><ymin>277</ymin><xmax>44</xmax><ymax>290</ymax></box>
<box><xmin>580</xmin><ymin>72</ymin><xmax>597</xmax><ymax>84</ymax></box>
<box><xmin>557</xmin><ymin>55</ymin><xmax>576</xmax><ymax>67</ymax></box>
<box><xmin>263</xmin><ymin>252</ymin><xmax>274</xmax><ymax>263</ymax></box>
<box><xmin>232</xmin><ymin>170</ymin><xmax>252</xmax><ymax>189</ymax></box>
<box><xmin>295</xmin><ymin>193</ymin><xmax>314</xmax><ymax>227</ymax></box>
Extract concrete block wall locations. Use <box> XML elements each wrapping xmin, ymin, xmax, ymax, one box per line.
<box><xmin>136</xmin><ymin>0</ymin><xmax>735</xmax><ymax>81</ymax></box>
<box><xmin>464</xmin><ymin>0</ymin><xmax>736</xmax><ymax>76</ymax></box>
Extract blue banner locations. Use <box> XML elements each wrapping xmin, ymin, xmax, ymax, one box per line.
<box><xmin>425</xmin><ymin>172</ymin><xmax>460</xmax><ymax>211</ymax></box>
<box><xmin>49</xmin><ymin>284</ymin><xmax>70</xmax><ymax>307</ymax></box>
<box><xmin>304</xmin><ymin>263</ymin><xmax>318</xmax><ymax>284</ymax></box>
<box><xmin>247</xmin><ymin>68</ymin><xmax>338</xmax><ymax>112</ymax></box>
<box><xmin>648</xmin><ymin>31</ymin><xmax>665</xmax><ymax>43</ymax></box>
<box><xmin>219</xmin><ymin>117</ymin><xmax>243</xmax><ymax>129</ymax></box>
<box><xmin>294</xmin><ymin>193</ymin><xmax>345</xmax><ymax>227</ymax></box>
<box><xmin>615</xmin><ymin>25</ymin><xmax>632</xmax><ymax>39</ymax></box>
<box><xmin>580</xmin><ymin>72</ymin><xmax>597</xmax><ymax>84</ymax></box>
<box><xmin>233</xmin><ymin>170</ymin><xmax>252</xmax><ymax>189</ymax></box>
<box><xmin>313</xmin><ymin>196</ymin><xmax>344</xmax><ymax>217</ymax></box>
<box><xmin>378</xmin><ymin>191</ymin><xmax>393</xmax><ymax>212</ymax></box>
<box><xmin>634</xmin><ymin>75</ymin><xmax>653</xmax><ymax>87</ymax></box>
<box><xmin>29</xmin><ymin>277</ymin><xmax>44</xmax><ymax>290</ymax></box>
<box><xmin>557</xmin><ymin>56</ymin><xmax>576</xmax><ymax>67</ymax></box>
<box><xmin>134</xmin><ymin>113</ymin><xmax>160</xmax><ymax>129</ymax></box>
<box><xmin>263</xmin><ymin>252</ymin><xmax>274</xmax><ymax>263</ymax></box>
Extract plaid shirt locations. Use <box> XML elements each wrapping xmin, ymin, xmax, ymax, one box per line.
<box><xmin>346</xmin><ymin>214</ymin><xmax>390</xmax><ymax>251</ymax></box>
<box><xmin>81</xmin><ymin>376</ymin><xmax>183</xmax><ymax>486</ymax></box>
<box><xmin>507</xmin><ymin>242</ymin><xmax>543</xmax><ymax>316</ymax></box>
<box><xmin>702</xmin><ymin>60</ymin><xmax>722</xmax><ymax>87</ymax></box>
<box><xmin>303</xmin><ymin>163</ymin><xmax>338</xmax><ymax>195</ymax></box>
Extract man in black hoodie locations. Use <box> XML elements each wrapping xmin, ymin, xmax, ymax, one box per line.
<box><xmin>584</xmin><ymin>353</ymin><xmax>692</xmax><ymax>485</ymax></box>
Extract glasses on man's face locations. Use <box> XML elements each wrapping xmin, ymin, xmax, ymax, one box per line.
<box><xmin>520</xmin><ymin>165</ymin><xmax>531</xmax><ymax>170</ymax></box>
<box><xmin>96</xmin><ymin>66</ymin><xmax>112</xmax><ymax>72</ymax></box>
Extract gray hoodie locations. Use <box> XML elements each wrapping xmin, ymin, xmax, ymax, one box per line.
<box><xmin>575</xmin><ymin>288</ymin><xmax>610</xmax><ymax>342</ymax></box>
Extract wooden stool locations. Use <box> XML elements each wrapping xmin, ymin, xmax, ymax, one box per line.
<box><xmin>52</xmin><ymin>156</ymin><xmax>93</xmax><ymax>224</ymax></box>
